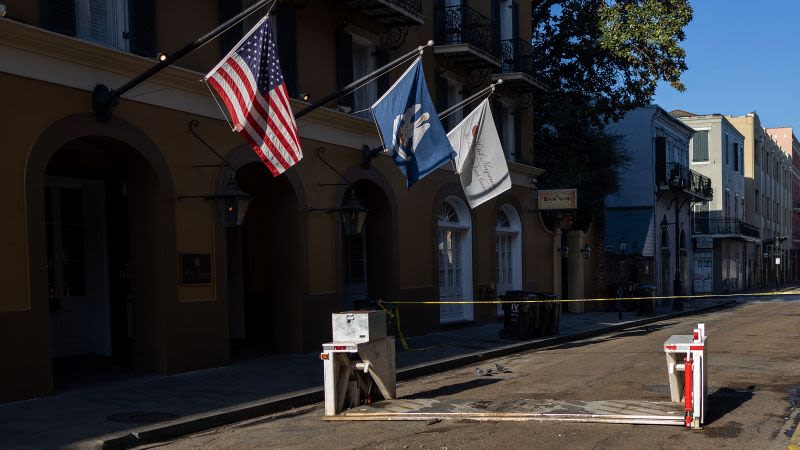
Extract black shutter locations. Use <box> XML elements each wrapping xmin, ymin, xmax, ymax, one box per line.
<box><xmin>42</xmin><ymin>0</ymin><xmax>76</xmax><ymax>36</ymax></box>
<box><xmin>493</xmin><ymin>99</ymin><xmax>504</xmax><ymax>148</ymax></box>
<box><xmin>435</xmin><ymin>73</ymin><xmax>448</xmax><ymax>128</ymax></box>
<box><xmin>129</xmin><ymin>0</ymin><xmax>157</xmax><ymax>57</ymax></box>
<box><xmin>655</xmin><ymin>136</ymin><xmax>666</xmax><ymax>185</ymax></box>
<box><xmin>276</xmin><ymin>7</ymin><xmax>298</xmax><ymax>98</ymax></box>
<box><xmin>511</xmin><ymin>0</ymin><xmax>519</xmax><ymax>39</ymax></box>
<box><xmin>513</xmin><ymin>108</ymin><xmax>521</xmax><ymax>162</ymax></box>
<box><xmin>219</xmin><ymin>0</ymin><xmax>243</xmax><ymax>57</ymax></box>
<box><xmin>335</xmin><ymin>27</ymin><xmax>354</xmax><ymax>109</ymax></box>
<box><xmin>376</xmin><ymin>48</ymin><xmax>390</xmax><ymax>96</ymax></box>
<box><xmin>461</xmin><ymin>86</ymin><xmax>473</xmax><ymax>115</ymax></box>
<box><xmin>491</xmin><ymin>0</ymin><xmax>500</xmax><ymax>43</ymax></box>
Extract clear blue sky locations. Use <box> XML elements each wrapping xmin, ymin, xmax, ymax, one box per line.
<box><xmin>654</xmin><ymin>0</ymin><xmax>800</xmax><ymax>131</ymax></box>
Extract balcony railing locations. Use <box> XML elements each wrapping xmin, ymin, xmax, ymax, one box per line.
<box><xmin>346</xmin><ymin>0</ymin><xmax>424</xmax><ymax>25</ymax></box>
<box><xmin>500</xmin><ymin>38</ymin><xmax>534</xmax><ymax>76</ymax></box>
<box><xmin>693</xmin><ymin>217</ymin><xmax>760</xmax><ymax>239</ymax></box>
<box><xmin>435</xmin><ymin>4</ymin><xmax>501</xmax><ymax>60</ymax></box>
<box><xmin>658</xmin><ymin>162</ymin><xmax>713</xmax><ymax>200</ymax></box>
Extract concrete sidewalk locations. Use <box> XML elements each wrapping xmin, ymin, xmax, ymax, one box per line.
<box><xmin>0</xmin><ymin>298</ymin><xmax>741</xmax><ymax>449</ymax></box>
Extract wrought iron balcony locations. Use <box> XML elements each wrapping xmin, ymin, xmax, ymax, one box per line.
<box><xmin>500</xmin><ymin>38</ymin><xmax>534</xmax><ymax>74</ymax></box>
<box><xmin>345</xmin><ymin>0</ymin><xmax>424</xmax><ymax>26</ymax></box>
<box><xmin>693</xmin><ymin>217</ymin><xmax>760</xmax><ymax>239</ymax></box>
<box><xmin>488</xmin><ymin>38</ymin><xmax>546</xmax><ymax>92</ymax></box>
<box><xmin>657</xmin><ymin>162</ymin><xmax>713</xmax><ymax>201</ymax></box>
<box><xmin>434</xmin><ymin>3</ymin><xmax>501</xmax><ymax>69</ymax></box>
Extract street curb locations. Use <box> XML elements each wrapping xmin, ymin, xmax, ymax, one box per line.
<box><xmin>99</xmin><ymin>300</ymin><xmax>737</xmax><ymax>449</ymax></box>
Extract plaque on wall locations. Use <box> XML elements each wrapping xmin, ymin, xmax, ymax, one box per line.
<box><xmin>180</xmin><ymin>253</ymin><xmax>212</xmax><ymax>285</ymax></box>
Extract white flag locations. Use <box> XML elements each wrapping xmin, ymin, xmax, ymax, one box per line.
<box><xmin>447</xmin><ymin>99</ymin><xmax>511</xmax><ymax>208</ymax></box>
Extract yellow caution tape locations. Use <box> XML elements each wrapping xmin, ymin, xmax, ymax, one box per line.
<box><xmin>375</xmin><ymin>289</ymin><xmax>799</xmax><ymax>352</ymax></box>
<box><xmin>376</xmin><ymin>289</ymin><xmax>800</xmax><ymax>305</ymax></box>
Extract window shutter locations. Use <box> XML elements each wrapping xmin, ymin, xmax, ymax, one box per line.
<box><xmin>335</xmin><ymin>27</ymin><xmax>354</xmax><ymax>109</ymax></box>
<box><xmin>493</xmin><ymin>99</ymin><xmax>504</xmax><ymax>146</ymax></box>
<box><xmin>42</xmin><ymin>0</ymin><xmax>77</xmax><ymax>36</ymax></box>
<box><xmin>435</xmin><ymin>73</ymin><xmax>448</xmax><ymax>127</ymax></box>
<box><xmin>219</xmin><ymin>0</ymin><xmax>243</xmax><ymax>57</ymax></box>
<box><xmin>129</xmin><ymin>0</ymin><xmax>156</xmax><ymax>57</ymax></box>
<box><xmin>376</xmin><ymin>48</ymin><xmax>390</xmax><ymax>96</ymax></box>
<box><xmin>655</xmin><ymin>136</ymin><xmax>666</xmax><ymax>184</ymax></box>
<box><xmin>491</xmin><ymin>0</ymin><xmax>500</xmax><ymax>42</ymax></box>
<box><xmin>461</xmin><ymin>86</ymin><xmax>473</xmax><ymax>115</ymax></box>
<box><xmin>511</xmin><ymin>0</ymin><xmax>519</xmax><ymax>39</ymax></box>
<box><xmin>276</xmin><ymin>7</ymin><xmax>299</xmax><ymax>98</ymax></box>
<box><xmin>513</xmin><ymin>108</ymin><xmax>521</xmax><ymax>162</ymax></box>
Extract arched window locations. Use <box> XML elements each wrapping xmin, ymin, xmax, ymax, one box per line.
<box><xmin>495</xmin><ymin>205</ymin><xmax>522</xmax><ymax>315</ymax></box>
<box><xmin>437</xmin><ymin>196</ymin><xmax>473</xmax><ymax>323</ymax></box>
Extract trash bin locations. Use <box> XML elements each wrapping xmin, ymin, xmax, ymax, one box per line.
<box><xmin>535</xmin><ymin>292</ymin><xmax>559</xmax><ymax>336</ymax></box>
<box><xmin>499</xmin><ymin>290</ymin><xmax>539</xmax><ymax>340</ymax></box>
<box><xmin>635</xmin><ymin>284</ymin><xmax>656</xmax><ymax>315</ymax></box>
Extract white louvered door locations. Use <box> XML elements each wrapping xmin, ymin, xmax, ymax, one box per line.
<box><xmin>439</xmin><ymin>228</ymin><xmax>465</xmax><ymax>323</ymax></box>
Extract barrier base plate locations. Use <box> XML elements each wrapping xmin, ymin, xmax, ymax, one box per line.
<box><xmin>324</xmin><ymin>398</ymin><xmax>685</xmax><ymax>426</ymax></box>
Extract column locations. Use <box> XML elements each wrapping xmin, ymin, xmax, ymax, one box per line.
<box><xmin>553</xmin><ymin>229</ymin><xmax>562</xmax><ymax>299</ymax></box>
<box><xmin>567</xmin><ymin>230</ymin><xmax>585</xmax><ymax>313</ymax></box>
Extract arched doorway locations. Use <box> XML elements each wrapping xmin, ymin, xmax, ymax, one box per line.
<box><xmin>437</xmin><ymin>196</ymin><xmax>473</xmax><ymax>323</ymax></box>
<box><xmin>660</xmin><ymin>216</ymin><xmax>671</xmax><ymax>296</ymax></box>
<box><xmin>342</xmin><ymin>179</ymin><xmax>393</xmax><ymax>309</ymax></box>
<box><xmin>232</xmin><ymin>162</ymin><xmax>301</xmax><ymax>355</ymax></box>
<box><xmin>43</xmin><ymin>136</ymin><xmax>165</xmax><ymax>388</ymax></box>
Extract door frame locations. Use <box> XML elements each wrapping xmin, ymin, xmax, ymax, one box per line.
<box><xmin>46</xmin><ymin>176</ymin><xmax>111</xmax><ymax>359</ymax></box>
<box><xmin>437</xmin><ymin>196</ymin><xmax>473</xmax><ymax>323</ymax></box>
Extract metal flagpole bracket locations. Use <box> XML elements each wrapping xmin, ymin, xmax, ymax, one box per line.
<box><xmin>91</xmin><ymin>0</ymin><xmax>274</xmax><ymax>122</ymax></box>
<box><xmin>438</xmin><ymin>79</ymin><xmax>502</xmax><ymax>120</ymax></box>
<box><xmin>361</xmin><ymin>78</ymin><xmax>502</xmax><ymax>170</ymax></box>
<box><xmin>362</xmin><ymin>145</ymin><xmax>384</xmax><ymax>170</ymax></box>
<box><xmin>294</xmin><ymin>40</ymin><xmax>434</xmax><ymax>121</ymax></box>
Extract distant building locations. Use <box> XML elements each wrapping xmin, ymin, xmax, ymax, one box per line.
<box><xmin>764</xmin><ymin>127</ymin><xmax>798</xmax><ymax>283</ymax></box>
<box><xmin>605</xmin><ymin>106</ymin><xmax>712</xmax><ymax>297</ymax></box>
<box><xmin>675</xmin><ymin>112</ymin><xmax>757</xmax><ymax>293</ymax></box>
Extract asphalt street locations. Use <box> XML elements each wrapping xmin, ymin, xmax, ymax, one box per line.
<box><xmin>142</xmin><ymin>297</ymin><xmax>800</xmax><ymax>449</ymax></box>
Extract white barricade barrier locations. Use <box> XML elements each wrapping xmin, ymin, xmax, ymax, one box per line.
<box><xmin>664</xmin><ymin>323</ymin><xmax>707</xmax><ymax>429</ymax></box>
<box><xmin>321</xmin><ymin>311</ymin><xmax>396</xmax><ymax>416</ymax></box>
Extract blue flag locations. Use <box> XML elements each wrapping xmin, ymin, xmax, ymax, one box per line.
<box><xmin>371</xmin><ymin>58</ymin><xmax>455</xmax><ymax>187</ymax></box>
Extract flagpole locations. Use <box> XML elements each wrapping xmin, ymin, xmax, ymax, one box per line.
<box><xmin>92</xmin><ymin>0</ymin><xmax>275</xmax><ymax>121</ymax></box>
<box><xmin>293</xmin><ymin>41</ymin><xmax>435</xmax><ymax>120</ymax></box>
<box><xmin>438</xmin><ymin>79</ymin><xmax>503</xmax><ymax>120</ymax></box>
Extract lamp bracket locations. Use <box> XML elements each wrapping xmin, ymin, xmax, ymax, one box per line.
<box><xmin>362</xmin><ymin>144</ymin><xmax>384</xmax><ymax>170</ymax></box>
<box><xmin>190</xmin><ymin>119</ymin><xmax>235</xmax><ymax>170</ymax></box>
<box><xmin>316</xmin><ymin>147</ymin><xmax>352</xmax><ymax>186</ymax></box>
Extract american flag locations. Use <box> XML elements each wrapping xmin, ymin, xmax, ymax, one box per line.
<box><xmin>205</xmin><ymin>15</ymin><xmax>302</xmax><ymax>176</ymax></box>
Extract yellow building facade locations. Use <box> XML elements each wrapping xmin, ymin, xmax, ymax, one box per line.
<box><xmin>0</xmin><ymin>0</ymin><xmax>600</xmax><ymax>402</ymax></box>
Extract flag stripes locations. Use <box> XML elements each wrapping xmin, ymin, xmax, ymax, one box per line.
<box><xmin>205</xmin><ymin>15</ymin><xmax>302</xmax><ymax>176</ymax></box>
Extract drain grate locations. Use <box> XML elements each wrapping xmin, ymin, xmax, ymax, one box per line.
<box><xmin>107</xmin><ymin>411</ymin><xmax>179</xmax><ymax>424</ymax></box>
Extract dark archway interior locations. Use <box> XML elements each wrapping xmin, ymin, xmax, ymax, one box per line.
<box><xmin>345</xmin><ymin>179</ymin><xmax>393</xmax><ymax>306</ymax></box>
<box><xmin>44</xmin><ymin>136</ymin><xmax>160</xmax><ymax>390</ymax></box>
<box><xmin>234</xmin><ymin>162</ymin><xmax>300</xmax><ymax>355</ymax></box>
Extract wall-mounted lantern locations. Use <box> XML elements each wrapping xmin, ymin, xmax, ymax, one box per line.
<box><xmin>580</xmin><ymin>244</ymin><xmax>591</xmax><ymax>259</ymax></box>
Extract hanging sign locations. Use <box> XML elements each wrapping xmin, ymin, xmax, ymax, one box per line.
<box><xmin>538</xmin><ymin>189</ymin><xmax>578</xmax><ymax>211</ymax></box>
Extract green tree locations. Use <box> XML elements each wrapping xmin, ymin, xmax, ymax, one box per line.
<box><xmin>531</xmin><ymin>0</ymin><xmax>692</xmax><ymax>229</ymax></box>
